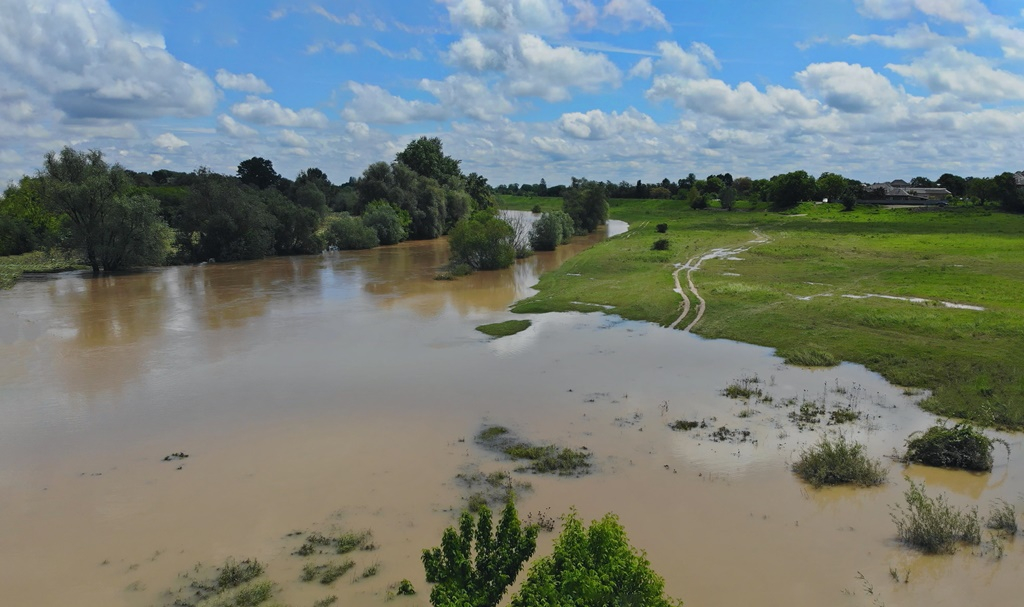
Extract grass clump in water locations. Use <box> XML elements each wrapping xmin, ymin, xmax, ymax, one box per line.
<box><xmin>781</xmin><ymin>346</ymin><xmax>839</xmax><ymax>367</ymax></box>
<box><xmin>668</xmin><ymin>420</ymin><xmax>700</xmax><ymax>431</ymax></box>
<box><xmin>986</xmin><ymin>499</ymin><xmax>1018</xmax><ymax>535</ymax></box>
<box><xmin>476</xmin><ymin>425</ymin><xmax>591</xmax><ymax>476</ymax></box>
<box><xmin>902</xmin><ymin>423</ymin><xmax>1006</xmax><ymax>471</ymax></box>
<box><xmin>216</xmin><ymin>558</ymin><xmax>265</xmax><ymax>590</ymax></box>
<box><xmin>476</xmin><ymin>320</ymin><xmax>531</xmax><ymax>337</ymax></box>
<box><xmin>294</xmin><ymin>530</ymin><xmax>373</xmax><ymax>556</ymax></box>
<box><xmin>301</xmin><ymin>561</ymin><xmax>355</xmax><ymax>584</ymax></box>
<box><xmin>792</xmin><ymin>434</ymin><xmax>887</xmax><ymax>488</ymax></box>
<box><xmin>721</xmin><ymin>376</ymin><xmax>763</xmax><ymax>399</ymax></box>
<box><xmin>890</xmin><ymin>478</ymin><xmax>981</xmax><ymax>554</ymax></box>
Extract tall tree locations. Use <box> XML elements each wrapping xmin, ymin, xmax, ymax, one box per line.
<box><xmin>563</xmin><ymin>178</ymin><xmax>608</xmax><ymax>233</ymax></box>
<box><xmin>768</xmin><ymin>170</ymin><xmax>816</xmax><ymax>210</ymax></box>
<box><xmin>237</xmin><ymin>157</ymin><xmax>280</xmax><ymax>190</ymax></box>
<box><xmin>396</xmin><ymin>137</ymin><xmax>462</xmax><ymax>185</ymax></box>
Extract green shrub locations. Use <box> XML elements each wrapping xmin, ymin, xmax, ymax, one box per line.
<box><xmin>510</xmin><ymin>510</ymin><xmax>682</xmax><ymax>607</ymax></box>
<box><xmin>903</xmin><ymin>423</ymin><xmax>1002</xmax><ymax>471</ymax></box>
<box><xmin>217</xmin><ymin>558</ymin><xmax>264</xmax><ymax>590</ymax></box>
<box><xmin>362</xmin><ymin>200</ymin><xmax>409</xmax><ymax>245</ymax></box>
<box><xmin>655</xmin><ymin>223</ymin><xmax>668</xmax><ymax>233</ymax></box>
<box><xmin>651</xmin><ymin>238</ymin><xmax>670</xmax><ymax>251</ymax></box>
<box><xmin>531</xmin><ymin>204</ymin><xmax>542</xmax><ymax>214</ymax></box>
<box><xmin>449</xmin><ymin>211</ymin><xmax>515</xmax><ymax>270</ymax></box>
<box><xmin>792</xmin><ymin>434</ymin><xmax>887</xmax><ymax>488</ymax></box>
<box><xmin>890</xmin><ymin>478</ymin><xmax>981</xmax><ymax>554</ymax></box>
<box><xmin>529</xmin><ymin>211</ymin><xmax>575</xmax><ymax>251</ymax></box>
<box><xmin>396</xmin><ymin>579</ymin><xmax>416</xmax><ymax>595</ymax></box>
<box><xmin>986</xmin><ymin>499</ymin><xmax>1017</xmax><ymax>535</ymax></box>
<box><xmin>324</xmin><ymin>214</ymin><xmax>378</xmax><ymax>250</ymax></box>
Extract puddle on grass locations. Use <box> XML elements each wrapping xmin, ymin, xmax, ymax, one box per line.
<box><xmin>0</xmin><ymin>215</ymin><xmax>1021</xmax><ymax>607</ymax></box>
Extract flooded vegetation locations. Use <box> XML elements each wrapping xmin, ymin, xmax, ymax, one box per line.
<box><xmin>1</xmin><ymin>215</ymin><xmax>1023</xmax><ymax>607</ymax></box>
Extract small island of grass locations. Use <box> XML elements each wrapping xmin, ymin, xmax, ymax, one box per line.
<box><xmin>476</xmin><ymin>319</ymin><xmax>531</xmax><ymax>338</ymax></box>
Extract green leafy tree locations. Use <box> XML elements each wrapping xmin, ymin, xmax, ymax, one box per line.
<box><xmin>530</xmin><ymin>211</ymin><xmax>575</xmax><ymax>251</ymax></box>
<box><xmin>992</xmin><ymin>172</ymin><xmax>1024</xmax><ymax>213</ymax></box>
<box><xmin>562</xmin><ymin>178</ymin><xmax>608</xmax><ymax>233</ymax></box>
<box><xmin>937</xmin><ymin>173</ymin><xmax>967</xmax><ymax>197</ymax></box>
<box><xmin>768</xmin><ymin>170</ymin><xmax>816</xmax><ymax>210</ymax></box>
<box><xmin>1</xmin><ymin>176</ymin><xmax>62</xmax><ymax>255</ymax></box>
<box><xmin>422</xmin><ymin>500</ymin><xmax>538</xmax><ymax>607</ymax></box>
<box><xmin>362</xmin><ymin>200</ymin><xmax>410</xmax><ymax>245</ymax></box>
<box><xmin>237</xmin><ymin>157</ymin><xmax>280</xmax><ymax>190</ymax></box>
<box><xmin>448</xmin><ymin>211</ymin><xmax>515</xmax><ymax>270</ymax></box>
<box><xmin>324</xmin><ymin>214</ymin><xmax>379</xmax><ymax>250</ymax></box>
<box><xmin>93</xmin><ymin>193</ymin><xmax>175</xmax><ymax>271</ymax></box>
<box><xmin>511</xmin><ymin>511</ymin><xmax>682</xmax><ymax>607</ymax></box>
<box><xmin>396</xmin><ymin>137</ymin><xmax>463</xmax><ymax>185</ymax></box>
<box><xmin>719</xmin><ymin>186</ymin><xmax>737</xmax><ymax>211</ymax></box>
<box><xmin>176</xmin><ymin>170</ymin><xmax>276</xmax><ymax>263</ymax></box>
<box><xmin>686</xmin><ymin>186</ymin><xmax>706</xmax><ymax>210</ymax></box>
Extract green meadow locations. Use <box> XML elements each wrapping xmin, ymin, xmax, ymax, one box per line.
<box><xmin>504</xmin><ymin>196</ymin><xmax>1024</xmax><ymax>429</ymax></box>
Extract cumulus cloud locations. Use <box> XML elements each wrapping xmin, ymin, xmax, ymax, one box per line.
<box><xmin>505</xmin><ymin>34</ymin><xmax>621</xmax><ymax>101</ymax></box>
<box><xmin>602</xmin><ymin>0</ymin><xmax>670</xmax><ymax>31</ymax></box>
<box><xmin>153</xmin><ymin>132</ymin><xmax>189</xmax><ymax>150</ymax></box>
<box><xmin>215</xmin><ymin>69</ymin><xmax>272</xmax><ymax>94</ymax></box>
<box><xmin>440</xmin><ymin>0</ymin><xmax>569</xmax><ymax>33</ymax></box>
<box><xmin>846</xmin><ymin>23</ymin><xmax>947</xmax><ymax>48</ymax></box>
<box><xmin>230</xmin><ymin>97</ymin><xmax>329</xmax><ymax>127</ymax></box>
<box><xmin>216</xmin><ymin>114</ymin><xmax>258</xmax><ymax>138</ymax></box>
<box><xmin>655</xmin><ymin>41</ymin><xmax>719</xmax><ymax>78</ymax></box>
<box><xmin>568</xmin><ymin>0</ymin><xmax>599</xmax><ymax>27</ymax></box>
<box><xmin>419</xmin><ymin>75</ymin><xmax>515</xmax><ymax>121</ymax></box>
<box><xmin>558</xmin><ymin>107</ymin><xmax>657</xmax><ymax>139</ymax></box>
<box><xmin>647</xmin><ymin>76</ymin><xmax>821</xmax><ymax>121</ymax></box>
<box><xmin>628</xmin><ymin>57</ymin><xmax>653</xmax><ymax>79</ymax></box>
<box><xmin>887</xmin><ymin>46</ymin><xmax>1024</xmax><ymax>103</ymax></box>
<box><xmin>0</xmin><ymin>0</ymin><xmax>217</xmax><ymax>119</ymax></box>
<box><xmin>342</xmin><ymin>82</ymin><xmax>447</xmax><ymax>124</ymax></box>
<box><xmin>278</xmin><ymin>129</ymin><xmax>310</xmax><ymax>148</ymax></box>
<box><xmin>795</xmin><ymin>62</ymin><xmax>902</xmax><ymax>113</ymax></box>
<box><xmin>446</xmin><ymin>34</ymin><xmax>506</xmax><ymax>71</ymax></box>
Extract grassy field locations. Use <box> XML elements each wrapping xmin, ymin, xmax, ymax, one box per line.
<box><xmin>504</xmin><ymin>196</ymin><xmax>1024</xmax><ymax>429</ymax></box>
<box><xmin>0</xmin><ymin>250</ymin><xmax>82</xmax><ymax>290</ymax></box>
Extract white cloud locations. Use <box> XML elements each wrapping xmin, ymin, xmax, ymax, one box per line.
<box><xmin>568</xmin><ymin>0</ymin><xmax>599</xmax><ymax>27</ymax></box>
<box><xmin>310</xmin><ymin>5</ymin><xmax>361</xmax><ymax>26</ymax></box>
<box><xmin>602</xmin><ymin>0</ymin><xmax>670</xmax><ymax>31</ymax></box>
<box><xmin>846</xmin><ymin>23</ymin><xmax>948</xmax><ymax>48</ymax></box>
<box><xmin>342</xmin><ymin>82</ymin><xmax>447</xmax><ymax>124</ymax></box>
<box><xmin>215</xmin><ymin>69</ymin><xmax>272</xmax><ymax>94</ymax></box>
<box><xmin>230</xmin><ymin>97</ymin><xmax>329</xmax><ymax>127</ymax></box>
<box><xmin>887</xmin><ymin>47</ymin><xmax>1024</xmax><ymax>103</ymax></box>
<box><xmin>558</xmin><ymin>107</ymin><xmax>657</xmax><ymax>139</ymax></box>
<box><xmin>306</xmin><ymin>41</ymin><xmax>357</xmax><ymax>55</ymax></box>
<box><xmin>216</xmin><ymin>114</ymin><xmax>258</xmax><ymax>138</ymax></box>
<box><xmin>505</xmin><ymin>34</ymin><xmax>621</xmax><ymax>101</ymax></box>
<box><xmin>655</xmin><ymin>41</ymin><xmax>719</xmax><ymax>78</ymax></box>
<box><xmin>153</xmin><ymin>132</ymin><xmax>189</xmax><ymax>150</ymax></box>
<box><xmin>446</xmin><ymin>34</ymin><xmax>505</xmax><ymax>70</ymax></box>
<box><xmin>0</xmin><ymin>0</ymin><xmax>217</xmax><ymax>119</ymax></box>
<box><xmin>647</xmin><ymin>77</ymin><xmax>821</xmax><ymax>121</ymax></box>
<box><xmin>365</xmin><ymin>40</ymin><xmax>424</xmax><ymax>60</ymax></box>
<box><xmin>531</xmin><ymin>135</ymin><xmax>579</xmax><ymax>158</ymax></box>
<box><xmin>440</xmin><ymin>0</ymin><xmax>570</xmax><ymax>33</ymax></box>
<box><xmin>278</xmin><ymin>129</ymin><xmax>310</xmax><ymax>148</ymax></box>
<box><xmin>628</xmin><ymin>56</ymin><xmax>653</xmax><ymax>79</ymax></box>
<box><xmin>420</xmin><ymin>75</ymin><xmax>515</xmax><ymax>121</ymax></box>
<box><xmin>795</xmin><ymin>62</ymin><xmax>901</xmax><ymax>113</ymax></box>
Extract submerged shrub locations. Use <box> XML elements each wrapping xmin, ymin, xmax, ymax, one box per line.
<box><xmin>890</xmin><ymin>478</ymin><xmax>981</xmax><ymax>554</ymax></box>
<box><xmin>903</xmin><ymin>423</ymin><xmax>1004</xmax><ymax>472</ymax></box>
<box><xmin>986</xmin><ymin>499</ymin><xmax>1018</xmax><ymax>535</ymax></box>
<box><xmin>792</xmin><ymin>434</ymin><xmax>887</xmax><ymax>488</ymax></box>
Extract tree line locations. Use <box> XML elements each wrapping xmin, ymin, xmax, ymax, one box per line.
<box><xmin>497</xmin><ymin>169</ymin><xmax>1024</xmax><ymax>213</ymax></box>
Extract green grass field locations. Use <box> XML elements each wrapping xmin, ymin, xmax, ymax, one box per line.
<box><xmin>0</xmin><ymin>251</ymin><xmax>81</xmax><ymax>290</ymax></box>
<box><xmin>504</xmin><ymin>196</ymin><xmax>1024</xmax><ymax>429</ymax></box>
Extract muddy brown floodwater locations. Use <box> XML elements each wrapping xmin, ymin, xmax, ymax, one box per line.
<box><xmin>1</xmin><ymin>214</ymin><xmax>1021</xmax><ymax>607</ymax></box>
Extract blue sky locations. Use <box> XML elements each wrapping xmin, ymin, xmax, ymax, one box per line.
<box><xmin>2</xmin><ymin>0</ymin><xmax>1024</xmax><ymax>186</ymax></box>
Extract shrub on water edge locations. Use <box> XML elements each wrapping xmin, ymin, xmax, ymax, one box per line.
<box><xmin>903</xmin><ymin>423</ymin><xmax>1005</xmax><ymax>472</ymax></box>
<box><xmin>531</xmin><ymin>205</ymin><xmax>542</xmax><ymax>214</ymax></box>
<box><xmin>986</xmin><ymin>499</ymin><xmax>1018</xmax><ymax>535</ymax></box>
<box><xmin>792</xmin><ymin>434</ymin><xmax>887</xmax><ymax>488</ymax></box>
<box><xmin>890</xmin><ymin>478</ymin><xmax>981</xmax><ymax>554</ymax></box>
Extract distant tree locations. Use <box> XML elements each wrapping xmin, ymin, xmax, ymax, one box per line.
<box><xmin>37</xmin><ymin>147</ymin><xmax>175</xmax><ymax>274</ymax></box>
<box><xmin>704</xmin><ymin>176</ymin><xmax>725</xmax><ymax>195</ymax></box>
<box><xmin>396</xmin><ymin>137</ymin><xmax>463</xmax><ymax>185</ymax></box>
<box><xmin>264</xmin><ymin>189</ymin><xmax>323</xmax><ymax>254</ymax></box>
<box><xmin>538</xmin><ymin>178</ymin><xmax>548</xmax><ymax>197</ymax></box>
<box><xmin>937</xmin><ymin>173</ymin><xmax>967</xmax><ymax>197</ymax></box>
<box><xmin>816</xmin><ymin>172</ymin><xmax>849</xmax><ymax>203</ymax></box>
<box><xmin>837</xmin><ymin>186</ymin><xmax>857</xmax><ymax>211</ymax></box>
<box><xmin>447</xmin><ymin>211</ymin><xmax>515</xmax><ymax>270</ymax></box>
<box><xmin>292</xmin><ymin>180</ymin><xmax>328</xmax><ymax>216</ymax></box>
<box><xmin>465</xmin><ymin>172</ymin><xmax>497</xmax><ymax>209</ymax></box>
<box><xmin>992</xmin><ymin>172</ymin><xmax>1024</xmax><ymax>212</ymax></box>
<box><xmin>562</xmin><ymin>178</ymin><xmax>608</xmax><ymax>233</ymax></box>
<box><xmin>649</xmin><ymin>186</ymin><xmax>671</xmax><ymax>199</ymax></box>
<box><xmin>686</xmin><ymin>186</ymin><xmax>706</xmax><ymax>209</ymax></box>
<box><xmin>324</xmin><ymin>214</ymin><xmax>379</xmax><ymax>250</ymax></box>
<box><xmin>529</xmin><ymin>210</ymin><xmax>575</xmax><ymax>251</ymax></box>
<box><xmin>910</xmin><ymin>176</ymin><xmax>936</xmax><ymax>188</ymax></box>
<box><xmin>768</xmin><ymin>170</ymin><xmax>816</xmax><ymax>209</ymax></box>
<box><xmin>362</xmin><ymin>200</ymin><xmax>410</xmax><ymax>245</ymax></box>
<box><xmin>720</xmin><ymin>186</ymin><xmax>737</xmax><ymax>211</ymax></box>
<box><xmin>510</xmin><ymin>510</ymin><xmax>681</xmax><ymax>607</ymax></box>
<box><xmin>733</xmin><ymin>176</ymin><xmax>753</xmax><ymax>196</ymax></box>
<box><xmin>237</xmin><ymin>157</ymin><xmax>280</xmax><ymax>190</ymax></box>
<box><xmin>177</xmin><ymin>170</ymin><xmax>276</xmax><ymax>263</ymax></box>
<box><xmin>422</xmin><ymin>500</ymin><xmax>537</xmax><ymax>607</ymax></box>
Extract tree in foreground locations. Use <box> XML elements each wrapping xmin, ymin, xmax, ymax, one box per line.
<box><xmin>510</xmin><ymin>510</ymin><xmax>682</xmax><ymax>607</ymax></box>
<box><xmin>422</xmin><ymin>500</ymin><xmax>537</xmax><ymax>607</ymax></box>
<box><xmin>447</xmin><ymin>211</ymin><xmax>515</xmax><ymax>270</ymax></box>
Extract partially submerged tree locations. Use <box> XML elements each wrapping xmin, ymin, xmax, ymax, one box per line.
<box><xmin>448</xmin><ymin>211</ymin><xmax>515</xmax><ymax>270</ymax></box>
<box><xmin>529</xmin><ymin>211</ymin><xmax>574</xmax><ymax>251</ymax></box>
<box><xmin>422</xmin><ymin>500</ymin><xmax>537</xmax><ymax>607</ymax></box>
<box><xmin>562</xmin><ymin>178</ymin><xmax>608</xmax><ymax>233</ymax></box>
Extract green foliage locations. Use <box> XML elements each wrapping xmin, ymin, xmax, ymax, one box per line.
<box><xmin>217</xmin><ymin>558</ymin><xmax>265</xmax><ymax>590</ymax></box>
<box><xmin>422</xmin><ymin>500</ymin><xmax>538</xmax><ymax>607</ymax></box>
<box><xmin>655</xmin><ymin>223</ymin><xmax>668</xmax><ymax>233</ymax></box>
<box><xmin>510</xmin><ymin>510</ymin><xmax>682</xmax><ymax>607</ymax></box>
<box><xmin>237</xmin><ymin>157</ymin><xmax>280</xmax><ymax>190</ymax></box>
<box><xmin>396</xmin><ymin>579</ymin><xmax>416</xmax><ymax>595</ymax></box>
<box><xmin>362</xmin><ymin>200</ymin><xmax>409</xmax><ymax>245</ymax></box>
<box><xmin>792</xmin><ymin>434</ymin><xmax>888</xmax><ymax>488</ymax></box>
<box><xmin>448</xmin><ymin>211</ymin><xmax>515</xmax><ymax>270</ymax></box>
<box><xmin>651</xmin><ymin>238</ymin><xmax>670</xmax><ymax>251</ymax></box>
<box><xmin>476</xmin><ymin>426</ymin><xmax>591</xmax><ymax>476</ymax></box>
<box><xmin>902</xmin><ymin>423</ymin><xmax>1001</xmax><ymax>471</ymax></box>
<box><xmin>476</xmin><ymin>320</ymin><xmax>532</xmax><ymax>337</ymax></box>
<box><xmin>176</xmin><ymin>171</ymin><xmax>276</xmax><ymax>263</ymax></box>
<box><xmin>302</xmin><ymin>561</ymin><xmax>355</xmax><ymax>584</ymax></box>
<box><xmin>986</xmin><ymin>499</ymin><xmax>1017</xmax><ymax>535</ymax></box>
<box><xmin>324</xmin><ymin>214</ymin><xmax>379</xmax><ymax>250</ymax></box>
<box><xmin>529</xmin><ymin>211</ymin><xmax>575</xmax><ymax>251</ymax></box>
<box><xmin>531</xmin><ymin>204</ymin><xmax>542</xmax><ymax>214</ymax></box>
<box><xmin>769</xmin><ymin>170</ymin><xmax>816</xmax><ymax>209</ymax></box>
<box><xmin>264</xmin><ymin>189</ymin><xmax>323</xmax><ymax>255</ymax></box>
<box><xmin>562</xmin><ymin>179</ymin><xmax>608</xmax><ymax>233</ymax></box>
<box><xmin>719</xmin><ymin>187</ymin><xmax>737</xmax><ymax>211</ymax></box>
<box><xmin>890</xmin><ymin>478</ymin><xmax>981</xmax><ymax>554</ymax></box>
<box><xmin>0</xmin><ymin>176</ymin><xmax>62</xmax><ymax>255</ymax></box>
<box><xmin>396</xmin><ymin>137</ymin><xmax>463</xmax><ymax>185</ymax></box>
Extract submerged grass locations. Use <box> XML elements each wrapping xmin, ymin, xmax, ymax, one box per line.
<box><xmin>792</xmin><ymin>434</ymin><xmax>887</xmax><ymax>488</ymax></box>
<box><xmin>476</xmin><ymin>425</ymin><xmax>591</xmax><ymax>476</ymax></box>
<box><xmin>0</xmin><ymin>250</ymin><xmax>81</xmax><ymax>289</ymax></box>
<box><xmin>890</xmin><ymin>478</ymin><xmax>981</xmax><ymax>554</ymax></box>
<box><xmin>504</xmin><ymin>197</ymin><xmax>1024</xmax><ymax>429</ymax></box>
<box><xmin>781</xmin><ymin>346</ymin><xmax>840</xmax><ymax>368</ymax></box>
<box><xmin>476</xmin><ymin>319</ymin><xmax>532</xmax><ymax>337</ymax></box>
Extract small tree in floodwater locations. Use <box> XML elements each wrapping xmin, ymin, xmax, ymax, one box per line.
<box><xmin>422</xmin><ymin>500</ymin><xmax>537</xmax><ymax>607</ymax></box>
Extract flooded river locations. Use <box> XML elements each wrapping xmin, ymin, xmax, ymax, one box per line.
<box><xmin>0</xmin><ymin>217</ymin><xmax>1021</xmax><ymax>607</ymax></box>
